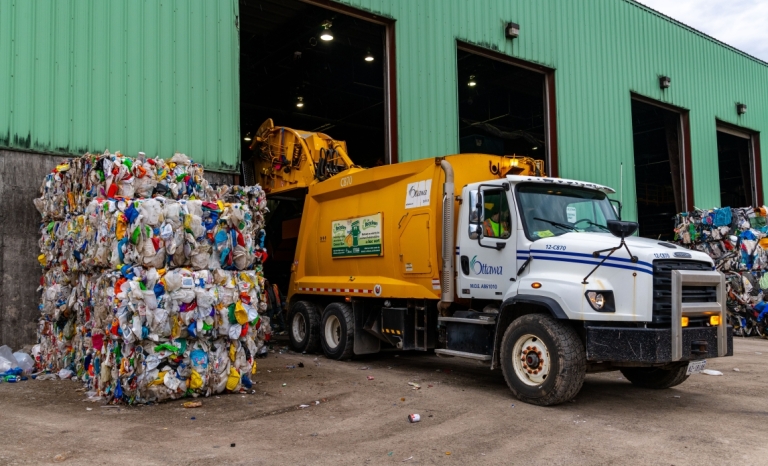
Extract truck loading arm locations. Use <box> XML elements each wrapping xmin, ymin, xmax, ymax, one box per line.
<box><xmin>249</xmin><ymin>118</ymin><xmax>361</xmax><ymax>196</ymax></box>
<box><xmin>439</xmin><ymin>159</ymin><xmax>455</xmax><ymax>313</ymax></box>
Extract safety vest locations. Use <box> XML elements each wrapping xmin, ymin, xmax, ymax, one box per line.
<box><xmin>484</xmin><ymin>219</ymin><xmax>507</xmax><ymax>237</ymax></box>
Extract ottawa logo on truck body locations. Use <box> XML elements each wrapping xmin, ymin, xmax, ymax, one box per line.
<box><xmin>470</xmin><ymin>255</ymin><xmax>503</xmax><ymax>275</ymax></box>
<box><xmin>409</xmin><ymin>186</ymin><xmax>428</xmax><ymax>198</ymax></box>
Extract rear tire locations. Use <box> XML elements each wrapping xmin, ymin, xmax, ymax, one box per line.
<box><xmin>620</xmin><ymin>366</ymin><xmax>689</xmax><ymax>389</ymax></box>
<box><xmin>288</xmin><ymin>300</ymin><xmax>321</xmax><ymax>353</ymax></box>
<box><xmin>500</xmin><ymin>314</ymin><xmax>586</xmax><ymax>406</ymax></box>
<box><xmin>321</xmin><ymin>302</ymin><xmax>355</xmax><ymax>360</ymax></box>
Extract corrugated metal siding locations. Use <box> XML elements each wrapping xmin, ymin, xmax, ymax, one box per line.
<box><xmin>3</xmin><ymin>0</ymin><xmax>768</xmax><ymax>207</ymax></box>
<box><xmin>0</xmin><ymin>0</ymin><xmax>240</xmax><ymax>172</ymax></box>
<box><xmin>335</xmin><ymin>0</ymin><xmax>768</xmax><ymax>220</ymax></box>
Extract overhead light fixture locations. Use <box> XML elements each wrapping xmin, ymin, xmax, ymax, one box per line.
<box><xmin>364</xmin><ymin>48</ymin><xmax>374</xmax><ymax>62</ymax></box>
<box><xmin>505</xmin><ymin>22</ymin><xmax>520</xmax><ymax>39</ymax></box>
<box><xmin>659</xmin><ymin>75</ymin><xmax>671</xmax><ymax>89</ymax></box>
<box><xmin>468</xmin><ymin>75</ymin><xmax>477</xmax><ymax>87</ymax></box>
<box><xmin>243</xmin><ymin>132</ymin><xmax>252</xmax><ymax>142</ymax></box>
<box><xmin>737</xmin><ymin>103</ymin><xmax>747</xmax><ymax>115</ymax></box>
<box><xmin>532</xmin><ymin>146</ymin><xmax>538</xmax><ymax>150</ymax></box>
<box><xmin>296</xmin><ymin>96</ymin><xmax>304</xmax><ymax>108</ymax></box>
<box><xmin>320</xmin><ymin>20</ymin><xmax>333</xmax><ymax>41</ymax></box>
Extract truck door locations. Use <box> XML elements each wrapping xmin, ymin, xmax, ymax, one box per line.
<box><xmin>457</xmin><ymin>183</ymin><xmax>517</xmax><ymax>300</ymax></box>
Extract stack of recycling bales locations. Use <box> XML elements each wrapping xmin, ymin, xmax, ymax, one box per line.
<box><xmin>35</xmin><ymin>151</ymin><xmax>271</xmax><ymax>403</ymax></box>
<box><xmin>674</xmin><ymin>206</ymin><xmax>768</xmax><ymax>335</ymax></box>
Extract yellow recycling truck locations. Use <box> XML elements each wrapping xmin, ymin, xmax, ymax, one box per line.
<box><xmin>252</xmin><ymin>120</ymin><xmax>731</xmax><ymax>406</ymax></box>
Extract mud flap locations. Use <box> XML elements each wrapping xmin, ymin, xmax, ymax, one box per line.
<box><xmin>353</xmin><ymin>301</ymin><xmax>380</xmax><ymax>355</ymax></box>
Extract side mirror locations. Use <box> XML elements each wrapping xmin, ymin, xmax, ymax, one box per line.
<box><xmin>607</xmin><ymin>220</ymin><xmax>638</xmax><ymax>238</ymax></box>
<box><xmin>469</xmin><ymin>224</ymin><xmax>481</xmax><ymax>240</ymax></box>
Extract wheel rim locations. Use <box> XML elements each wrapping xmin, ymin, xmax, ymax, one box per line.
<box><xmin>292</xmin><ymin>312</ymin><xmax>307</xmax><ymax>344</ymax></box>
<box><xmin>324</xmin><ymin>314</ymin><xmax>341</xmax><ymax>350</ymax></box>
<box><xmin>512</xmin><ymin>333</ymin><xmax>551</xmax><ymax>386</ymax></box>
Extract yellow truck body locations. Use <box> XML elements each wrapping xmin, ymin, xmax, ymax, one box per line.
<box><xmin>287</xmin><ymin>154</ymin><xmax>538</xmax><ymax>303</ymax></box>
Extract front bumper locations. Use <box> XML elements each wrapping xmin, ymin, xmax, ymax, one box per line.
<box><xmin>585</xmin><ymin>325</ymin><xmax>734</xmax><ymax>363</ymax></box>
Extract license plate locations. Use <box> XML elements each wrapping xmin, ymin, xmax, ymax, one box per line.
<box><xmin>686</xmin><ymin>360</ymin><xmax>706</xmax><ymax>375</ymax></box>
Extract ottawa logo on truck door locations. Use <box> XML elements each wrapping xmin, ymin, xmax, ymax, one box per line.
<box><xmin>470</xmin><ymin>255</ymin><xmax>503</xmax><ymax>275</ymax></box>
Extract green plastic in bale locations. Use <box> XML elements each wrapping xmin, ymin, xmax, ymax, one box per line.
<box><xmin>228</xmin><ymin>303</ymin><xmax>237</xmax><ymax>324</ymax></box>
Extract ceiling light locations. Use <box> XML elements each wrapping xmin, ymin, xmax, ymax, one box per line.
<box><xmin>243</xmin><ymin>132</ymin><xmax>252</xmax><ymax>142</ymax></box>
<box><xmin>364</xmin><ymin>48</ymin><xmax>374</xmax><ymax>62</ymax></box>
<box><xmin>320</xmin><ymin>21</ymin><xmax>333</xmax><ymax>41</ymax></box>
<box><xmin>296</xmin><ymin>96</ymin><xmax>304</xmax><ymax>108</ymax></box>
<box><xmin>532</xmin><ymin>146</ymin><xmax>538</xmax><ymax>150</ymax></box>
<box><xmin>468</xmin><ymin>75</ymin><xmax>477</xmax><ymax>87</ymax></box>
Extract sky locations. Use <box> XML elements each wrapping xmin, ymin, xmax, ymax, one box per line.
<box><xmin>635</xmin><ymin>0</ymin><xmax>768</xmax><ymax>62</ymax></box>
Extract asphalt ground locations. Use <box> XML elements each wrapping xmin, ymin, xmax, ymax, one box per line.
<box><xmin>1</xmin><ymin>338</ymin><xmax>766</xmax><ymax>465</ymax></box>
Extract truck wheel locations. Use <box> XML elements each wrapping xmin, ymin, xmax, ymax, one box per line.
<box><xmin>288</xmin><ymin>301</ymin><xmax>321</xmax><ymax>353</ymax></box>
<box><xmin>500</xmin><ymin>314</ymin><xmax>585</xmax><ymax>406</ymax></box>
<box><xmin>321</xmin><ymin>303</ymin><xmax>354</xmax><ymax>360</ymax></box>
<box><xmin>620</xmin><ymin>366</ymin><xmax>689</xmax><ymax>389</ymax></box>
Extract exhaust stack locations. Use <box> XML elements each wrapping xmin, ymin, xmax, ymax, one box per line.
<box><xmin>439</xmin><ymin>159</ymin><xmax>455</xmax><ymax>312</ymax></box>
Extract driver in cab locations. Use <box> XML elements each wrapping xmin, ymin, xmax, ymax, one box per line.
<box><xmin>483</xmin><ymin>202</ymin><xmax>510</xmax><ymax>238</ymax></box>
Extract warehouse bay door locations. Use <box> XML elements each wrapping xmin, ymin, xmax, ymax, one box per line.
<box><xmin>630</xmin><ymin>97</ymin><xmax>691</xmax><ymax>240</ymax></box>
<box><xmin>716</xmin><ymin>123</ymin><xmax>763</xmax><ymax>208</ymax></box>
<box><xmin>238</xmin><ymin>0</ymin><xmax>396</xmax><ymax>297</ymax></box>
<box><xmin>456</xmin><ymin>43</ymin><xmax>556</xmax><ymax>175</ymax></box>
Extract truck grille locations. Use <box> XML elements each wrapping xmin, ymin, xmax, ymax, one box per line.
<box><xmin>652</xmin><ymin>260</ymin><xmax>717</xmax><ymax>324</ymax></box>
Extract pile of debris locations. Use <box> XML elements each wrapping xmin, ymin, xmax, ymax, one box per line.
<box><xmin>674</xmin><ymin>206</ymin><xmax>768</xmax><ymax>336</ymax></box>
<box><xmin>34</xmin><ymin>151</ymin><xmax>272</xmax><ymax>403</ymax></box>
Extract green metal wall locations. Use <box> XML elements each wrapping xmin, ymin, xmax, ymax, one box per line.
<box><xmin>0</xmin><ymin>0</ymin><xmax>240</xmax><ymax>172</ymax></box>
<box><xmin>3</xmin><ymin>0</ymin><xmax>767</xmax><ymax>211</ymax></box>
<box><xmin>335</xmin><ymin>0</ymin><xmax>768</xmax><ymax>220</ymax></box>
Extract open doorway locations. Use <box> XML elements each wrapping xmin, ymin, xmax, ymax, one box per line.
<box><xmin>716</xmin><ymin>125</ymin><xmax>761</xmax><ymax>208</ymax></box>
<box><xmin>630</xmin><ymin>97</ymin><xmax>690</xmax><ymax>240</ymax></box>
<box><xmin>456</xmin><ymin>43</ymin><xmax>553</xmax><ymax>173</ymax></box>
<box><xmin>238</xmin><ymin>0</ymin><xmax>395</xmax><ymax>316</ymax></box>
<box><xmin>239</xmin><ymin>0</ymin><xmax>391</xmax><ymax>170</ymax></box>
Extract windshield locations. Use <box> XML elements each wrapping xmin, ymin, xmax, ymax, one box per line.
<box><xmin>516</xmin><ymin>183</ymin><xmax>618</xmax><ymax>240</ymax></box>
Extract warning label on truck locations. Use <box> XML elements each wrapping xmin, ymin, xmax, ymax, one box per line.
<box><xmin>331</xmin><ymin>213</ymin><xmax>383</xmax><ymax>258</ymax></box>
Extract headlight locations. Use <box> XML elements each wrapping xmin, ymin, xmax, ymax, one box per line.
<box><xmin>585</xmin><ymin>290</ymin><xmax>615</xmax><ymax>313</ymax></box>
<box><xmin>587</xmin><ymin>292</ymin><xmax>604</xmax><ymax>309</ymax></box>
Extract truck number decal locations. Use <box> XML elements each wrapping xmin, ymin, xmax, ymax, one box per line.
<box><xmin>654</xmin><ymin>253</ymin><xmax>670</xmax><ymax>258</ymax></box>
<box><xmin>470</xmin><ymin>283</ymin><xmax>498</xmax><ymax>289</ymax></box>
<box><xmin>340</xmin><ymin>176</ymin><xmax>353</xmax><ymax>187</ymax></box>
<box><xmin>405</xmin><ymin>179</ymin><xmax>432</xmax><ymax>209</ymax></box>
<box><xmin>545</xmin><ymin>245</ymin><xmax>566</xmax><ymax>251</ymax></box>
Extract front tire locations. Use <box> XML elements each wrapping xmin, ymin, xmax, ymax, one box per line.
<box><xmin>620</xmin><ymin>366</ymin><xmax>689</xmax><ymax>389</ymax></box>
<box><xmin>288</xmin><ymin>301</ymin><xmax>321</xmax><ymax>353</ymax></box>
<box><xmin>500</xmin><ymin>314</ymin><xmax>586</xmax><ymax>406</ymax></box>
<box><xmin>321</xmin><ymin>303</ymin><xmax>354</xmax><ymax>360</ymax></box>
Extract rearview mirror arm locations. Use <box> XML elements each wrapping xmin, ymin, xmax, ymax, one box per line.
<box><xmin>581</xmin><ymin>233</ymin><xmax>638</xmax><ymax>284</ymax></box>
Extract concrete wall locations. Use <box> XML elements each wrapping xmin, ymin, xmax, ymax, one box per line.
<box><xmin>0</xmin><ymin>150</ymin><xmax>67</xmax><ymax>349</ymax></box>
<box><xmin>0</xmin><ymin>151</ymin><xmax>237</xmax><ymax>349</ymax></box>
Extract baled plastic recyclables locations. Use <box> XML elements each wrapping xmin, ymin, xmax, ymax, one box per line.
<box><xmin>674</xmin><ymin>206</ymin><xmax>768</xmax><ymax>336</ymax></box>
<box><xmin>37</xmin><ymin>267</ymin><xmax>271</xmax><ymax>402</ymax></box>
<box><xmin>34</xmin><ymin>151</ymin><xmax>271</xmax><ymax>404</ymax></box>
<box><xmin>38</xmin><ymin>197</ymin><xmax>267</xmax><ymax>273</ymax></box>
<box><xmin>34</xmin><ymin>151</ymin><xmax>210</xmax><ymax>221</ymax></box>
